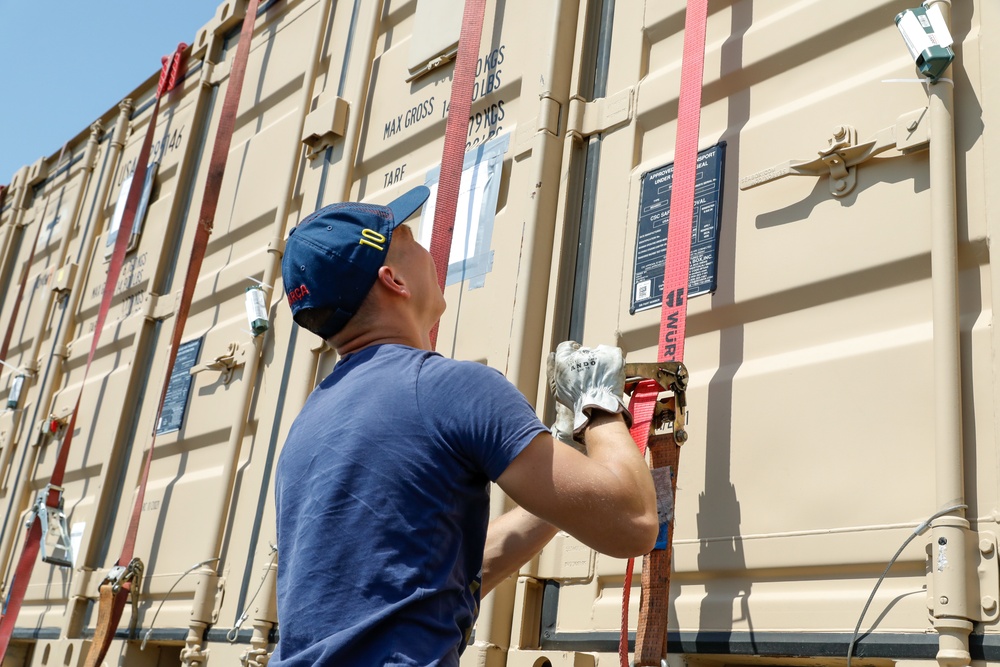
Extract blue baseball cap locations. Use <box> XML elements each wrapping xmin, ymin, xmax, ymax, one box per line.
<box><xmin>282</xmin><ymin>185</ymin><xmax>431</xmax><ymax>338</ymax></box>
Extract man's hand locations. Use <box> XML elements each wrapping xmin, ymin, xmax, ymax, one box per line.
<box><xmin>547</xmin><ymin>341</ymin><xmax>631</xmax><ymax>436</ymax></box>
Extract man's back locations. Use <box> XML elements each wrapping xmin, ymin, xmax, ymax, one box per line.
<box><xmin>273</xmin><ymin>344</ymin><xmax>546</xmax><ymax>666</ymax></box>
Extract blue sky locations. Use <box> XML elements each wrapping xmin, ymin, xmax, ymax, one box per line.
<box><xmin>0</xmin><ymin>2</ymin><xmax>215</xmax><ymax>184</ymax></box>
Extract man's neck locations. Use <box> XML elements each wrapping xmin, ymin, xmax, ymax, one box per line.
<box><xmin>335</xmin><ymin>330</ymin><xmax>431</xmax><ymax>356</ymax></box>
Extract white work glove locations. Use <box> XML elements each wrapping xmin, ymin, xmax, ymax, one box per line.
<box><xmin>546</xmin><ymin>340</ymin><xmax>631</xmax><ymax>436</ymax></box>
<box><xmin>550</xmin><ymin>401</ymin><xmax>585</xmax><ymax>453</ymax></box>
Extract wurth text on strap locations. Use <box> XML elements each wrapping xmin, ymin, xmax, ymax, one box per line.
<box><xmin>619</xmin><ymin>0</ymin><xmax>710</xmax><ymax>664</ymax></box>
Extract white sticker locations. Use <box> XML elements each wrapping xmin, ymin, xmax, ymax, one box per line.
<box><xmin>70</xmin><ymin>522</ymin><xmax>86</xmax><ymax>568</ymax></box>
<box><xmin>897</xmin><ymin>11</ymin><xmax>933</xmax><ymax>59</ymax></box>
<box><xmin>105</xmin><ymin>161</ymin><xmax>159</xmax><ymax>259</ymax></box>
<box><xmin>419</xmin><ymin>159</ymin><xmax>492</xmax><ymax>265</ymax></box>
<box><xmin>245</xmin><ymin>287</ymin><xmax>267</xmax><ymax>324</ymax></box>
<box><xmin>925</xmin><ymin>3</ymin><xmax>954</xmax><ymax>47</ymax></box>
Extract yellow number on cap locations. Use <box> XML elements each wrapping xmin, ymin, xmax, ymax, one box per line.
<box><xmin>359</xmin><ymin>228</ymin><xmax>386</xmax><ymax>251</ymax></box>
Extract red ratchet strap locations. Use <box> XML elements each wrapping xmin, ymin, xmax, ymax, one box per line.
<box><xmin>0</xmin><ymin>44</ymin><xmax>187</xmax><ymax>661</ymax></box>
<box><xmin>0</xmin><ymin>197</ymin><xmax>49</xmax><ymax>371</ymax></box>
<box><xmin>427</xmin><ymin>0</ymin><xmax>488</xmax><ymax>349</ymax></box>
<box><xmin>83</xmin><ymin>4</ymin><xmax>259</xmax><ymax>665</ymax></box>
<box><xmin>620</xmin><ymin>1</ymin><xmax>709</xmax><ymax>665</ymax></box>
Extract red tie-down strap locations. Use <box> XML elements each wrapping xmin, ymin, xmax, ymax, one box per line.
<box><xmin>619</xmin><ymin>380</ymin><xmax>660</xmax><ymax>666</ymax></box>
<box><xmin>82</xmin><ymin>1</ymin><xmax>260</xmax><ymax>663</ymax></box>
<box><xmin>620</xmin><ymin>0</ymin><xmax>710</xmax><ymax>665</ymax></box>
<box><xmin>427</xmin><ymin>0</ymin><xmax>488</xmax><ymax>350</ymax></box>
<box><xmin>0</xmin><ymin>44</ymin><xmax>187</xmax><ymax>663</ymax></box>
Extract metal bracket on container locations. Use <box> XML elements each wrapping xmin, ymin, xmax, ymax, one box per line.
<box><xmin>189</xmin><ymin>341</ymin><xmax>250</xmax><ymax>384</ymax></box>
<box><xmin>566</xmin><ymin>86</ymin><xmax>634</xmax><ymax>140</ymax></box>
<box><xmin>267</xmin><ymin>236</ymin><xmax>285</xmax><ymax>257</ymax></box>
<box><xmin>50</xmin><ymin>262</ymin><xmax>78</xmax><ymax>295</ymax></box>
<box><xmin>925</xmin><ymin>530</ymin><xmax>999</xmax><ymax>623</ymax></box>
<box><xmin>142</xmin><ymin>292</ymin><xmax>177</xmax><ymax>322</ymax></box>
<box><xmin>36</xmin><ymin>404</ymin><xmax>74</xmax><ymax>446</ymax></box>
<box><xmin>514</xmin><ymin>94</ymin><xmax>563</xmax><ymax>157</ymax></box>
<box><xmin>739</xmin><ymin>107</ymin><xmax>930</xmax><ymax>198</ymax></box>
<box><xmin>301</xmin><ymin>95</ymin><xmax>350</xmax><ymax>158</ymax></box>
<box><xmin>624</xmin><ymin>361</ymin><xmax>689</xmax><ymax>443</ymax></box>
<box><xmin>25</xmin><ymin>157</ymin><xmax>48</xmax><ymax>189</ymax></box>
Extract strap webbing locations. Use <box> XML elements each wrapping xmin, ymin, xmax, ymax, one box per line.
<box><xmin>0</xmin><ymin>46</ymin><xmax>186</xmax><ymax>661</ymax></box>
<box><xmin>622</xmin><ymin>1</ymin><xmax>709</xmax><ymax>665</ymax></box>
<box><xmin>619</xmin><ymin>380</ymin><xmax>659</xmax><ymax>666</ymax></box>
<box><xmin>0</xmin><ymin>197</ymin><xmax>50</xmax><ymax>373</ymax></box>
<box><xmin>83</xmin><ymin>5</ymin><xmax>259</xmax><ymax>664</ymax></box>
<box><xmin>427</xmin><ymin>0</ymin><xmax>488</xmax><ymax>350</ymax></box>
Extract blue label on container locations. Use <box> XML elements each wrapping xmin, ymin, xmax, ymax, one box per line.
<box><xmin>631</xmin><ymin>143</ymin><xmax>726</xmax><ymax>314</ymax></box>
<box><xmin>156</xmin><ymin>337</ymin><xmax>203</xmax><ymax>435</ymax></box>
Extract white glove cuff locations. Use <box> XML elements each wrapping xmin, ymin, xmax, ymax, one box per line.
<box><xmin>572</xmin><ymin>390</ymin><xmax>632</xmax><ymax>434</ymax></box>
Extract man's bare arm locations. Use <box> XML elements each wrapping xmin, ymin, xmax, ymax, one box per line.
<box><xmin>481</xmin><ymin>508</ymin><xmax>557</xmax><ymax>595</ymax></box>
<box><xmin>496</xmin><ymin>413</ymin><xmax>658</xmax><ymax>559</ymax></box>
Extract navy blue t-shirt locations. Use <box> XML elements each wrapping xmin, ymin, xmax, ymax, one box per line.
<box><xmin>273</xmin><ymin>344</ymin><xmax>547</xmax><ymax>667</ymax></box>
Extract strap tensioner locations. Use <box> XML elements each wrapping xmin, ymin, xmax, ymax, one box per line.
<box><xmin>624</xmin><ymin>362</ymin><xmax>689</xmax><ymax>444</ymax></box>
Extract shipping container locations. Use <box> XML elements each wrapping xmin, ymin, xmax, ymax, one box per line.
<box><xmin>0</xmin><ymin>1</ymin><xmax>995</xmax><ymax>666</ymax></box>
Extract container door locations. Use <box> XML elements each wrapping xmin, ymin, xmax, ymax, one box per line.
<box><xmin>526</xmin><ymin>1</ymin><xmax>994</xmax><ymax>663</ymax></box>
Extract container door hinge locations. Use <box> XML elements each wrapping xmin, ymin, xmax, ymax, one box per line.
<box><xmin>70</xmin><ymin>568</ymin><xmax>99</xmax><ymax>601</ymax></box>
<box><xmin>514</xmin><ymin>94</ymin><xmax>562</xmax><ymax>158</ymax></box>
<box><xmin>925</xmin><ymin>530</ymin><xmax>999</xmax><ymax>623</ymax></box>
<box><xmin>191</xmin><ymin>567</ymin><xmax>224</xmax><ymax>625</ymax></box>
<box><xmin>302</xmin><ymin>95</ymin><xmax>350</xmax><ymax>158</ymax></box>
<box><xmin>267</xmin><ymin>236</ymin><xmax>285</xmax><ymax>257</ymax></box>
<box><xmin>142</xmin><ymin>292</ymin><xmax>176</xmax><ymax>322</ymax></box>
<box><xmin>25</xmin><ymin>157</ymin><xmax>48</xmax><ymax>189</ymax></box>
<box><xmin>740</xmin><ymin>107</ymin><xmax>930</xmax><ymax>198</ymax></box>
<box><xmin>50</xmin><ymin>262</ymin><xmax>78</xmax><ymax>295</ymax></box>
<box><xmin>566</xmin><ymin>86</ymin><xmax>634</xmax><ymax>141</ymax></box>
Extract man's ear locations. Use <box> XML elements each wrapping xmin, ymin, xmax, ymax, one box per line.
<box><xmin>375</xmin><ymin>264</ymin><xmax>410</xmax><ymax>298</ymax></box>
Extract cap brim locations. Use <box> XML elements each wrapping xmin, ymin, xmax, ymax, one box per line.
<box><xmin>386</xmin><ymin>185</ymin><xmax>430</xmax><ymax>226</ymax></box>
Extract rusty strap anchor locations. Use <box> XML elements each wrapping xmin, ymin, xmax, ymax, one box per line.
<box><xmin>103</xmin><ymin>558</ymin><xmax>145</xmax><ymax>638</ymax></box>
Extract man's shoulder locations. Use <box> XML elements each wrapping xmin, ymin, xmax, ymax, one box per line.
<box><xmin>418</xmin><ymin>352</ymin><xmax>507</xmax><ymax>384</ymax></box>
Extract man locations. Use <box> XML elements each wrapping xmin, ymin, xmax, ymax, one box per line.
<box><xmin>273</xmin><ymin>185</ymin><xmax>657</xmax><ymax>666</ymax></box>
